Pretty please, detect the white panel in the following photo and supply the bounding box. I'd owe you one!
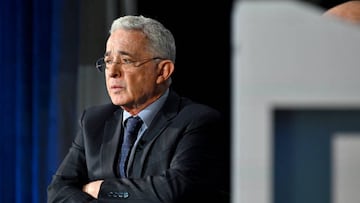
[332,134,360,203]
[231,1,360,203]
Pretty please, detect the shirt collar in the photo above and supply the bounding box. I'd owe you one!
[122,88,169,128]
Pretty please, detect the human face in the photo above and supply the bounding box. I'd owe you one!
[105,29,162,113]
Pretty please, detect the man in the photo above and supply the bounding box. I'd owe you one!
[47,15,229,203]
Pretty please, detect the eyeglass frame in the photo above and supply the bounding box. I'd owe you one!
[95,56,164,72]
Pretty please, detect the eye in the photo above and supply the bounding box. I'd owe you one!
[121,58,134,65]
[104,58,112,65]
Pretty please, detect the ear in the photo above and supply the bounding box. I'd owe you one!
[156,60,175,84]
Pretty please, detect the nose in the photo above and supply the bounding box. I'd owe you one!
[106,62,122,77]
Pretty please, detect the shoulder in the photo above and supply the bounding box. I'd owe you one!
[80,103,121,124]
[180,99,222,123]
[167,90,222,122]
[83,103,120,115]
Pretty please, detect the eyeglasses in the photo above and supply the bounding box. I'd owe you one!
[95,56,163,72]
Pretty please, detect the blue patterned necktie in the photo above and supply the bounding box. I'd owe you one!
[119,116,143,177]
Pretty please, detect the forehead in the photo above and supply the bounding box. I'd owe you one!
[106,29,147,50]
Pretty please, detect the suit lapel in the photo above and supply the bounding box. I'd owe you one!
[126,90,180,176]
[101,109,123,177]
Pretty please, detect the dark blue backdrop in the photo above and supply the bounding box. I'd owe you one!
[274,109,360,203]
[0,0,78,202]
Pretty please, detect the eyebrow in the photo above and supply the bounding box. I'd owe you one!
[104,50,133,57]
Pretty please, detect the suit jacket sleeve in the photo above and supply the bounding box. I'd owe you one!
[47,108,98,203]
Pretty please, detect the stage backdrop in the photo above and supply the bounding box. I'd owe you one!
[0,0,79,202]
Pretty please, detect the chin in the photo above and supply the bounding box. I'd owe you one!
[111,100,123,106]
[110,97,126,106]
[109,93,122,103]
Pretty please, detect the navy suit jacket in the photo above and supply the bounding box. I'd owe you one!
[47,90,229,203]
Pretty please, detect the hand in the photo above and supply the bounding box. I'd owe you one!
[82,180,104,199]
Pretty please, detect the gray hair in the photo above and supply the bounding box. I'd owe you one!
[110,15,176,63]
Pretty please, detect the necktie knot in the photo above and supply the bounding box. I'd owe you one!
[125,116,143,142]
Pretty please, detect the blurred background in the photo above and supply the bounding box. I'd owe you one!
[0,0,354,202]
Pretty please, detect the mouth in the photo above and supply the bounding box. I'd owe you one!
[110,85,125,92]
